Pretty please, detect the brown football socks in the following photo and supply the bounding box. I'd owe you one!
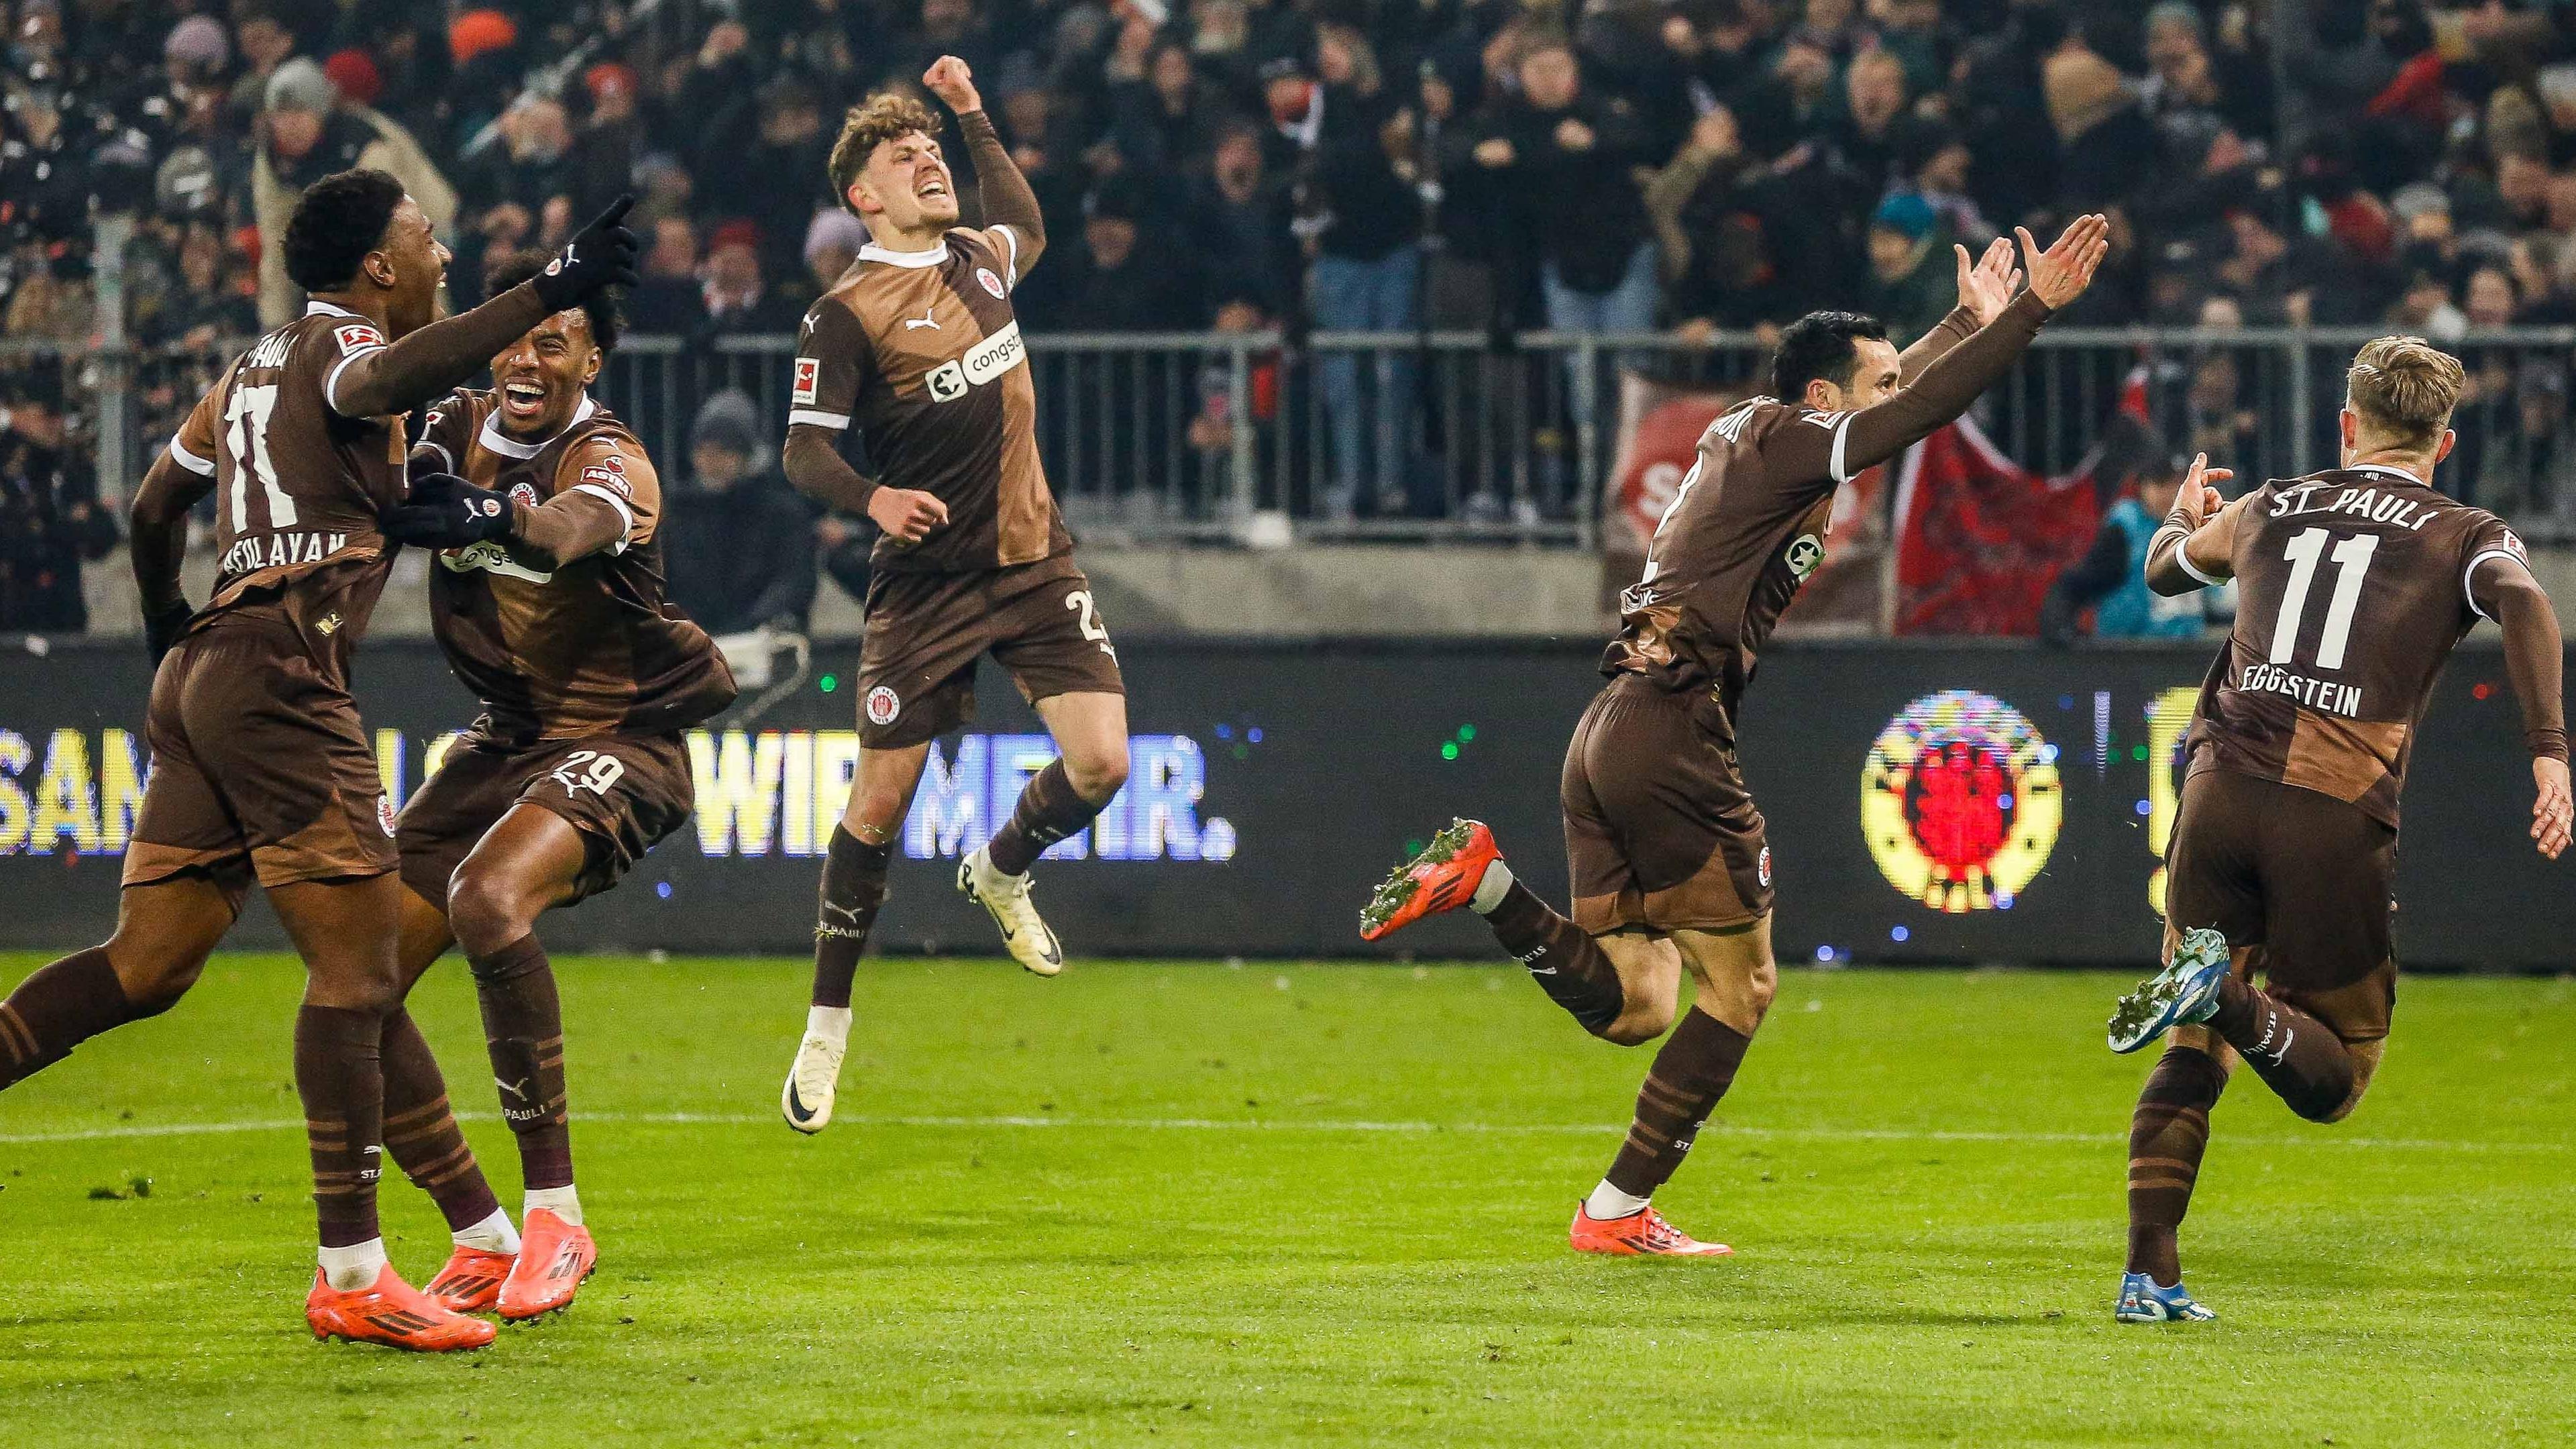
[470,934,573,1191]
[379,1007,502,1232]
[1603,1008,1754,1199]
[2125,1043,2226,1284]
[812,824,892,1008]
[1478,872,1627,1034]
[295,1003,388,1248]
[2204,975,2357,1122]
[0,947,151,1089]
[986,760,1108,875]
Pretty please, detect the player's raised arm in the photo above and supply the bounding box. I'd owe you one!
[329,198,638,420]
[2143,453,2242,594]
[1896,237,2021,382]
[1827,215,2108,482]
[2469,540,2571,858]
[924,56,1046,276]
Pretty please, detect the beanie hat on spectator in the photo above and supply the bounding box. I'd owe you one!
[804,209,869,269]
[2043,48,2131,142]
[325,49,382,107]
[692,389,763,459]
[449,9,519,67]
[585,62,639,106]
[156,145,220,217]
[708,219,762,256]
[1872,193,1938,244]
[2390,182,2450,226]
[265,58,337,115]
[162,15,228,73]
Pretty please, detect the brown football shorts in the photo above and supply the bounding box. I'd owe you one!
[123,614,398,899]
[1561,676,1774,935]
[397,731,696,908]
[854,553,1126,749]
[2164,767,2398,1044]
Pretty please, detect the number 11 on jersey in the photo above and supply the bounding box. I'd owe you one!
[2271,527,2379,670]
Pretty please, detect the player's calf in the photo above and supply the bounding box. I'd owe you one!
[1360,820,1632,1038]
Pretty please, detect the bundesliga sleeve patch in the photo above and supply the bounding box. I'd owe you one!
[334,322,386,354]
[793,357,821,406]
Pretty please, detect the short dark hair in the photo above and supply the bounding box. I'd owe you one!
[1768,311,1890,398]
[829,93,942,217]
[484,249,622,354]
[282,168,408,292]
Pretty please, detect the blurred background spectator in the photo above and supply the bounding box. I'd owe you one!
[0,369,116,631]
[661,389,819,637]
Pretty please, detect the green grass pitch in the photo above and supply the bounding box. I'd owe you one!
[3,954,2573,1446]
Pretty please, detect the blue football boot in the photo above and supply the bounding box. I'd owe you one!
[2116,1271,2218,1323]
[2108,927,2231,1054]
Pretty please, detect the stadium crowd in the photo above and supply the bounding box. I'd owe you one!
[9,0,2576,627]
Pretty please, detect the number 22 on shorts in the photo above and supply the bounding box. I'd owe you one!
[1065,589,1115,658]
[548,749,627,798]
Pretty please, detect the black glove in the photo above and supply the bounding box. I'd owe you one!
[382,472,517,549]
[529,195,641,311]
[144,598,193,669]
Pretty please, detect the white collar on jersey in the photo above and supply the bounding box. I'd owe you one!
[304,300,366,320]
[2345,462,2432,488]
[479,393,599,460]
[859,240,949,268]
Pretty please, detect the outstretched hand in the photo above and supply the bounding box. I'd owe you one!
[531,195,641,311]
[2533,757,2571,859]
[2173,451,2233,528]
[1953,235,2022,327]
[2017,213,2111,309]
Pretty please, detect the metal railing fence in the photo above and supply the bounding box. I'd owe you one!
[12,325,2576,546]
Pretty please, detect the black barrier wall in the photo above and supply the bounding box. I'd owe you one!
[0,639,2566,968]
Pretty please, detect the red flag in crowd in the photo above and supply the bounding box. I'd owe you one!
[1890,416,2102,637]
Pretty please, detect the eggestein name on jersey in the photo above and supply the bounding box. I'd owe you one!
[2234,660,2361,717]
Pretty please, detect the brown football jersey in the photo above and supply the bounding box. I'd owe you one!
[1601,397,1870,743]
[415,390,737,741]
[163,301,410,678]
[2185,464,2524,828]
[788,225,1067,575]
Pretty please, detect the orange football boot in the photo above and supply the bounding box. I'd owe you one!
[306,1264,498,1351]
[1358,818,1501,941]
[1568,1203,1733,1257]
[423,1244,517,1314]
[496,1208,596,1320]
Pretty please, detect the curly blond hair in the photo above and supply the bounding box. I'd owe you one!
[829,93,943,216]
[2346,335,2465,451]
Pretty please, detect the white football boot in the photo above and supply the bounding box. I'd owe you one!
[780,1026,847,1134]
[958,845,1065,976]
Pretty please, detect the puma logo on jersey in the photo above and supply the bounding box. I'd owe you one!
[904,306,941,331]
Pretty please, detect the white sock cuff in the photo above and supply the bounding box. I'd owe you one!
[1583,1180,1653,1221]
[806,1004,853,1041]
[526,1184,584,1228]
[318,1237,388,1290]
[1468,858,1515,915]
[453,1205,520,1254]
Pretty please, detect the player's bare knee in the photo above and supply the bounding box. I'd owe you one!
[102,943,206,1015]
[1066,746,1129,803]
[1599,996,1675,1046]
[445,864,539,956]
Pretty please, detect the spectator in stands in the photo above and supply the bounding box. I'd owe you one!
[1825,48,1910,195]
[1053,179,1204,331]
[1111,38,1226,179]
[1649,103,1781,337]
[1862,193,1953,343]
[1288,38,1421,519]
[626,215,707,335]
[0,373,116,633]
[147,221,257,349]
[2041,450,2208,645]
[804,210,867,298]
[696,221,800,339]
[1481,36,1655,337]
[663,390,817,637]
[698,72,834,288]
[250,56,453,326]
[2479,360,2576,522]
[1188,126,1292,315]
[457,93,575,215]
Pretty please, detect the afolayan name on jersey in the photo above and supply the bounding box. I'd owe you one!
[2236,660,2363,717]
[2269,482,2438,531]
[219,530,350,574]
